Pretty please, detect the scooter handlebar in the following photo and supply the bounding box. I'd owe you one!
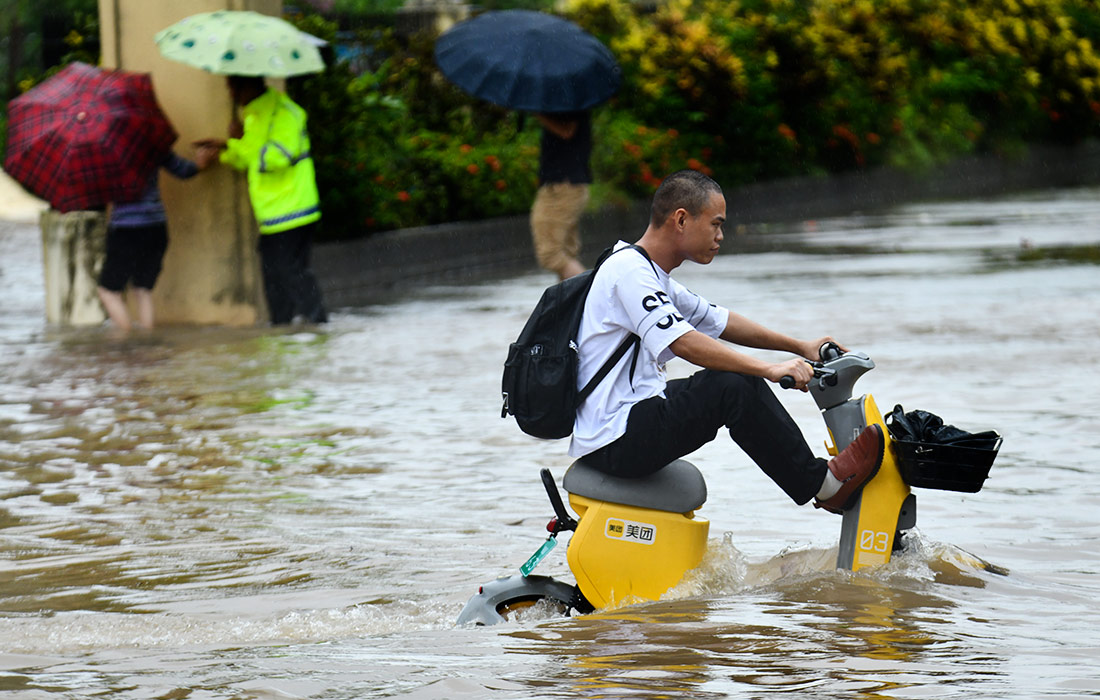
[780,343,843,389]
[780,358,817,390]
[780,360,840,390]
[819,341,844,362]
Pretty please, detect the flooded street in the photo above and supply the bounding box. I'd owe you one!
[1,187,1099,699]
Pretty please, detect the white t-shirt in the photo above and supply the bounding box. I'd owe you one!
[568,241,729,457]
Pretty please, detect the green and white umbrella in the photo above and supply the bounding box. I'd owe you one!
[155,10,325,77]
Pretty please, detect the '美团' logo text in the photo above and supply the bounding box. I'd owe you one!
[605,518,656,545]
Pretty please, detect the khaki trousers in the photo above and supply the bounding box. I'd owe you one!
[530,182,589,276]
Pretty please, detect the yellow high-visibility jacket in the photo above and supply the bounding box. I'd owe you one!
[221,88,321,234]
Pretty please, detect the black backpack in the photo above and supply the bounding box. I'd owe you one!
[501,245,644,439]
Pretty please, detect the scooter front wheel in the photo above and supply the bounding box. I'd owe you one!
[455,574,582,626]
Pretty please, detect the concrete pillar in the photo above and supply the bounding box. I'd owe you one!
[97,0,281,325]
[39,209,108,325]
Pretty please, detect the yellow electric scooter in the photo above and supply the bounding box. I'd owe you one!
[456,344,1000,625]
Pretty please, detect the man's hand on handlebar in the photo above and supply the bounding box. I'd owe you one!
[772,337,848,390]
[804,337,847,361]
[768,358,815,391]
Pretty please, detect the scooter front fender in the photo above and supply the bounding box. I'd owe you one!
[836,394,914,571]
[455,574,578,626]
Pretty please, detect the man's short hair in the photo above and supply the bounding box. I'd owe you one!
[650,169,723,226]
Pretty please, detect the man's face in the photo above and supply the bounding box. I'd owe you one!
[679,191,726,265]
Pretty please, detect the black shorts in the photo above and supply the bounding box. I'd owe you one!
[99,223,169,292]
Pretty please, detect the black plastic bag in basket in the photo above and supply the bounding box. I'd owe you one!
[885,404,1000,450]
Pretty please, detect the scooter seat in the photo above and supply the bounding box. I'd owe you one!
[563,458,707,513]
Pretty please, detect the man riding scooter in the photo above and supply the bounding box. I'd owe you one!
[570,169,883,513]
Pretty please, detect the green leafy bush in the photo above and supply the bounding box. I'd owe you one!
[288,0,1100,238]
[289,16,542,238]
[9,1,1100,235]
[565,0,1100,183]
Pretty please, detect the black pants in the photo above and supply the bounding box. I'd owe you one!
[582,370,827,504]
[258,223,327,325]
[99,223,169,291]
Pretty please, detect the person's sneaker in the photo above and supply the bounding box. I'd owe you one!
[814,424,885,514]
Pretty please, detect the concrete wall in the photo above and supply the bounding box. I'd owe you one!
[313,203,650,306]
[313,141,1100,308]
[97,0,279,325]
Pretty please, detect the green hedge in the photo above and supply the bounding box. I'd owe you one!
[291,0,1100,240]
[288,16,542,237]
[289,11,733,239]
[579,0,1100,177]
[9,1,1099,239]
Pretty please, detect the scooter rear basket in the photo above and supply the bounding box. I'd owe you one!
[891,435,1001,492]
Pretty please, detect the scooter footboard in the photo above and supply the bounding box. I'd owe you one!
[566,494,709,609]
[835,394,914,571]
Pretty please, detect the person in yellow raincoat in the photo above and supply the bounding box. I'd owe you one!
[199,75,327,325]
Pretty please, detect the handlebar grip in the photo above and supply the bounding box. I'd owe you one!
[779,375,796,390]
[820,341,844,362]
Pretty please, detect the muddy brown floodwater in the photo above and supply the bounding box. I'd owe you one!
[1,187,1099,699]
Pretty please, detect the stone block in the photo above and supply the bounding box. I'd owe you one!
[39,209,107,325]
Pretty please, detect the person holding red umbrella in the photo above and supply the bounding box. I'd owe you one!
[3,61,217,330]
[96,148,217,332]
[3,63,181,214]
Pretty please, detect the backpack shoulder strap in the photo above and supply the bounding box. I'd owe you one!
[575,243,649,405]
[576,334,638,405]
[593,242,651,270]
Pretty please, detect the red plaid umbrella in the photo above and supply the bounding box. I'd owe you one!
[3,62,178,213]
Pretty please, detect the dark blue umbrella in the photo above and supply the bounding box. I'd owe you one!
[433,10,621,113]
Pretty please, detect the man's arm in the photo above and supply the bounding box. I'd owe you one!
[669,311,839,388]
[670,331,815,387]
[719,310,817,356]
[537,113,578,140]
[163,152,201,179]
[217,111,267,172]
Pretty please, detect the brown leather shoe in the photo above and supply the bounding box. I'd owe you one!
[814,424,885,514]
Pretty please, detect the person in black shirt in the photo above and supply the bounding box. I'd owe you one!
[530,111,592,280]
